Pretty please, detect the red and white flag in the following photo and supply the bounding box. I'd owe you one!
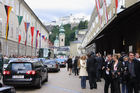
[115,0,118,11]
[103,0,108,23]
[95,0,102,24]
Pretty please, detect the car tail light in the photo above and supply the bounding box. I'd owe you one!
[26,70,36,75]
[56,64,58,68]
[3,71,10,75]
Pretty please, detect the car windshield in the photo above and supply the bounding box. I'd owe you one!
[11,63,32,71]
[44,60,56,64]
[56,59,65,62]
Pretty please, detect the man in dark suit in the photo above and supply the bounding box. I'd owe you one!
[87,52,97,89]
[127,52,140,93]
[102,54,113,93]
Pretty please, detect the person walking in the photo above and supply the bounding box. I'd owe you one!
[87,52,97,89]
[79,56,88,89]
[102,54,113,93]
[111,54,122,93]
[74,56,79,76]
[127,52,140,93]
[67,56,73,75]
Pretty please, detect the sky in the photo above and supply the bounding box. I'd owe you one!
[24,0,95,22]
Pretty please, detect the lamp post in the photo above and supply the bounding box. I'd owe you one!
[17,0,23,56]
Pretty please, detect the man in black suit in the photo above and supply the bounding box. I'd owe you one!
[127,52,140,93]
[102,54,113,93]
[87,52,97,89]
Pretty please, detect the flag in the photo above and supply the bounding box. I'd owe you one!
[45,37,48,41]
[36,30,39,48]
[42,35,45,41]
[115,0,118,10]
[18,34,21,44]
[24,22,30,46]
[5,5,12,40]
[39,33,41,48]
[31,27,34,48]
[95,0,102,24]
[103,0,108,23]
[17,16,23,26]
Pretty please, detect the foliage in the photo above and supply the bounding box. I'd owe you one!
[49,20,88,46]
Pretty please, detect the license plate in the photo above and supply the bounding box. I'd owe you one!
[12,75,24,79]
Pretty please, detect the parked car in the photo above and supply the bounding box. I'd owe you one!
[43,60,60,72]
[3,58,48,88]
[0,83,16,93]
[56,59,66,67]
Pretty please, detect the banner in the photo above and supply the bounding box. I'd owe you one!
[5,5,12,40]
[42,35,45,41]
[17,16,23,26]
[18,34,21,44]
[24,22,30,46]
[31,27,34,48]
[95,0,102,24]
[115,0,118,10]
[103,0,108,23]
[39,33,41,48]
[36,30,39,48]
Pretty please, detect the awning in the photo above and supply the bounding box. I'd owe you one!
[86,1,140,48]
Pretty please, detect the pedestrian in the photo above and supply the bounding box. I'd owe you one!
[121,56,129,93]
[102,54,113,93]
[87,52,97,89]
[135,53,140,61]
[127,52,140,93]
[79,56,88,89]
[111,54,122,93]
[96,53,104,82]
[67,56,73,75]
[74,56,79,76]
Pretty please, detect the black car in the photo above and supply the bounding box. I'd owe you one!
[56,59,66,67]
[3,59,48,88]
[0,83,15,93]
[43,60,60,72]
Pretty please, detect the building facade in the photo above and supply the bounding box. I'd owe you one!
[81,0,140,55]
[0,0,49,56]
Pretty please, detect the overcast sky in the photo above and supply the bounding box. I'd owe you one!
[24,0,95,22]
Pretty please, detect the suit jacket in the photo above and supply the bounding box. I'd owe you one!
[87,55,97,73]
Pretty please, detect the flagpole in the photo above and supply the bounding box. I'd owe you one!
[35,21,37,56]
[17,0,21,57]
[25,31,28,56]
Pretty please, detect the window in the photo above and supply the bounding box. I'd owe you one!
[16,4,19,15]
[5,0,9,5]
[10,24,14,38]
[95,16,98,24]
[0,18,2,35]
[16,28,18,39]
[11,0,14,12]
[0,0,3,3]
[106,0,111,7]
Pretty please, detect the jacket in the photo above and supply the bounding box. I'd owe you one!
[79,59,88,76]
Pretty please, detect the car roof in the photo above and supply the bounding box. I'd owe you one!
[9,58,37,63]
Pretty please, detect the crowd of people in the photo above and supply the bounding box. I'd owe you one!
[66,52,140,93]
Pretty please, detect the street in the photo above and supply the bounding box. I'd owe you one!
[16,68,104,93]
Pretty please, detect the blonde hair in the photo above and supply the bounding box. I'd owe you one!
[81,56,86,60]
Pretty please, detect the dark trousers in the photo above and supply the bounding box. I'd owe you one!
[88,72,97,88]
[127,78,138,93]
[112,78,121,93]
[104,78,113,93]
[74,68,79,76]
[81,76,86,88]
[96,69,101,81]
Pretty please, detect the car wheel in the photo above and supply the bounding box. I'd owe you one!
[36,78,42,89]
